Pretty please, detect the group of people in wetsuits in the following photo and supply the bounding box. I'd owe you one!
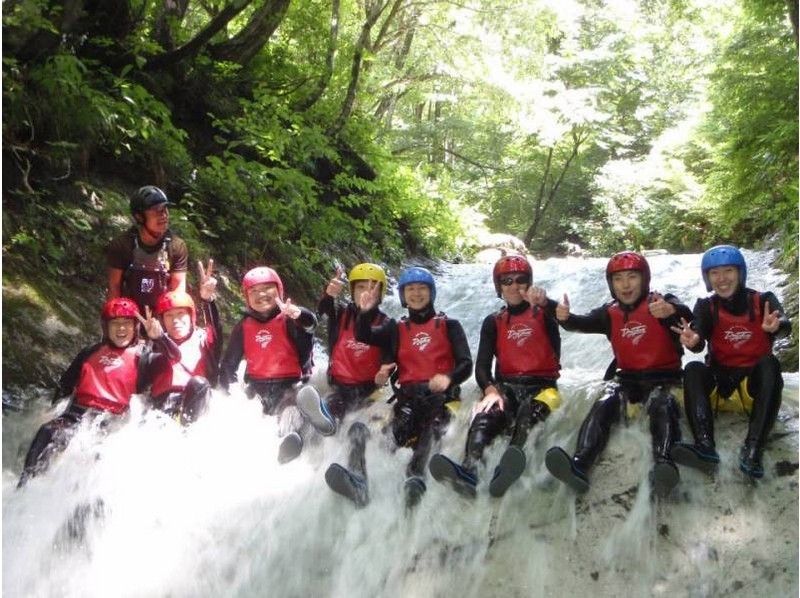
[18,186,792,513]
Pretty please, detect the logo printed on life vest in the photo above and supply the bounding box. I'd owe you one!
[620,321,647,345]
[140,278,155,294]
[99,353,124,370]
[255,329,272,348]
[412,332,432,352]
[507,325,533,347]
[345,338,371,357]
[723,325,753,349]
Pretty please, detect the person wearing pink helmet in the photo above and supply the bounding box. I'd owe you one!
[18,297,145,487]
[138,259,221,426]
[429,255,563,499]
[545,251,694,499]
[219,266,318,464]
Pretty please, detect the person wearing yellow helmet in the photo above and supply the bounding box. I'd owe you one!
[219,265,318,464]
[18,298,146,487]
[138,259,221,426]
[429,255,563,499]
[294,262,394,506]
[325,266,473,511]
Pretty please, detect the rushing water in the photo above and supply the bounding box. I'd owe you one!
[3,251,798,598]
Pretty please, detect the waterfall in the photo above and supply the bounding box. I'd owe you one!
[3,251,797,597]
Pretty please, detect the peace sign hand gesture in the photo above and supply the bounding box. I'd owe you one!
[275,296,302,320]
[136,306,164,340]
[198,259,217,302]
[357,280,381,312]
[762,301,781,333]
[670,317,699,349]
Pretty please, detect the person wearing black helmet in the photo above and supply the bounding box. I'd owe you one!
[106,185,189,314]
[544,251,693,499]
[669,245,791,480]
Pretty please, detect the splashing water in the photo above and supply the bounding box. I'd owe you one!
[3,251,797,597]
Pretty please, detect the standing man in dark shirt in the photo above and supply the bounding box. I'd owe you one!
[106,186,189,314]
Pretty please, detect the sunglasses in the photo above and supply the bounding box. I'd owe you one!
[500,275,530,286]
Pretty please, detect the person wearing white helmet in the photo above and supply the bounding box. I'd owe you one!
[219,265,318,464]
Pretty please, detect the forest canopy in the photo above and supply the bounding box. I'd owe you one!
[3,0,797,284]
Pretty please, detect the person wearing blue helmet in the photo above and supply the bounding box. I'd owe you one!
[670,245,791,480]
[325,265,473,510]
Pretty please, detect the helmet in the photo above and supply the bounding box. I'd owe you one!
[154,290,196,325]
[398,266,435,308]
[492,255,532,297]
[701,245,747,292]
[242,266,284,301]
[130,186,169,216]
[349,263,387,300]
[101,297,140,321]
[606,251,651,300]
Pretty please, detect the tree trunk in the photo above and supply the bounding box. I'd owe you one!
[153,0,191,51]
[787,0,799,48]
[294,0,341,112]
[145,0,253,70]
[209,0,291,66]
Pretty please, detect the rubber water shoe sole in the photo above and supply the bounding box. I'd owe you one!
[296,386,336,436]
[429,454,477,498]
[651,461,680,498]
[489,446,526,498]
[670,443,719,475]
[545,447,589,494]
[278,432,303,464]
[325,463,369,507]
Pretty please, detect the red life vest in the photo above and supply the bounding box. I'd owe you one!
[242,314,302,380]
[330,311,383,384]
[608,298,680,372]
[396,315,454,384]
[710,292,772,368]
[74,343,140,414]
[494,307,560,379]
[150,329,211,397]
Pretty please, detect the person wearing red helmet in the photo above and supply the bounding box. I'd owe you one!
[327,266,472,510]
[219,266,318,464]
[106,185,189,314]
[429,254,563,498]
[544,251,693,498]
[138,259,221,426]
[670,245,791,480]
[18,298,146,487]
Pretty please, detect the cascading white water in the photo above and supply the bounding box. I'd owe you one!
[3,251,797,597]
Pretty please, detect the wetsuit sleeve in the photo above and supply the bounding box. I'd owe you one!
[760,291,792,340]
[445,319,473,387]
[559,304,611,336]
[317,293,336,319]
[542,299,562,361]
[661,293,694,327]
[219,319,245,391]
[355,309,396,353]
[686,298,711,353]
[294,306,317,334]
[136,334,180,393]
[54,344,101,403]
[475,314,498,391]
[199,299,223,363]
[168,235,189,273]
